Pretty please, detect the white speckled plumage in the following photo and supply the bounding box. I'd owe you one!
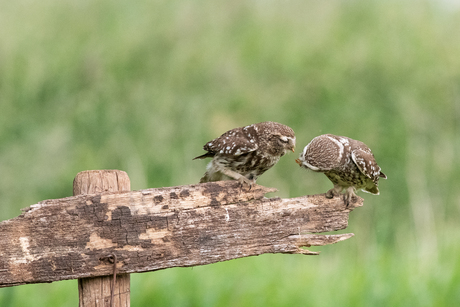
[194,121,296,187]
[296,134,386,206]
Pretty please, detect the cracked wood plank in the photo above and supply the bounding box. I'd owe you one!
[0,180,363,288]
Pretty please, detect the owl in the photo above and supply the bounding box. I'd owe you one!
[295,134,386,207]
[194,121,296,187]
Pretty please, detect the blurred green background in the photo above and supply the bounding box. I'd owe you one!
[1,0,460,306]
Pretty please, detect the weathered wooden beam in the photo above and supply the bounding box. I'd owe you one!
[0,180,362,288]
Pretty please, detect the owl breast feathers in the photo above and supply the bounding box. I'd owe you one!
[194,121,296,187]
[296,134,386,207]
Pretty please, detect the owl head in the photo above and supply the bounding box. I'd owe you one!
[295,134,342,171]
[257,121,296,156]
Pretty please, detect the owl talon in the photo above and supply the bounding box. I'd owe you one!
[325,190,335,199]
[326,185,341,199]
[344,187,358,208]
[237,177,254,191]
[343,195,350,208]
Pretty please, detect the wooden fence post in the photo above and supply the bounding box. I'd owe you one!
[74,170,131,307]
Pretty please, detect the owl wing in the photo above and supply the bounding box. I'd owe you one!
[203,127,259,156]
[351,148,382,182]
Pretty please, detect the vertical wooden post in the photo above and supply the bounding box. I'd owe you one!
[74,170,131,307]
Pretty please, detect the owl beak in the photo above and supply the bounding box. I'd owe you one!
[295,158,301,166]
[291,147,295,153]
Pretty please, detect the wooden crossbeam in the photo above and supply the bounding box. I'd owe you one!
[0,179,362,288]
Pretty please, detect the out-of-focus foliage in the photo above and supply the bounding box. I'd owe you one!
[1,0,459,306]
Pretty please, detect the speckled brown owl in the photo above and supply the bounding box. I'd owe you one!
[296,134,386,207]
[194,121,296,187]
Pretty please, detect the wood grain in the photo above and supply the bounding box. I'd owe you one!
[74,170,131,307]
[0,179,362,288]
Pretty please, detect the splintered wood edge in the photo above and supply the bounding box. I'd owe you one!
[286,233,355,255]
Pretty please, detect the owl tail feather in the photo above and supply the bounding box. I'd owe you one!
[193,152,215,160]
[364,186,379,195]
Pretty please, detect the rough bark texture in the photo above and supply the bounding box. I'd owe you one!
[0,174,363,288]
[74,170,131,307]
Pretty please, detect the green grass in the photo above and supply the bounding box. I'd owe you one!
[1,0,460,306]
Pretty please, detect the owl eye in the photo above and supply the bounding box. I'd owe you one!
[279,136,289,143]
